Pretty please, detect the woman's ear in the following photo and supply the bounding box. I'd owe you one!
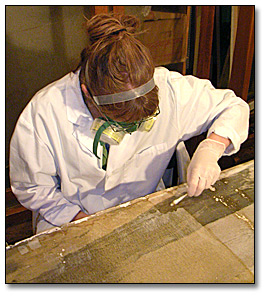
[81,84,90,98]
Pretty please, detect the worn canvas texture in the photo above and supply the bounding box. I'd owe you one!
[6,161,254,283]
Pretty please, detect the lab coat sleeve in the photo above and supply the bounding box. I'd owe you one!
[170,73,250,155]
[9,115,81,227]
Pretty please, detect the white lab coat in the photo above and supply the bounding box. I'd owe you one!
[10,67,250,233]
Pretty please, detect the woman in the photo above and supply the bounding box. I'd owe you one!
[10,13,249,233]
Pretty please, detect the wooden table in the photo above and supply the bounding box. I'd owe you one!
[6,160,254,283]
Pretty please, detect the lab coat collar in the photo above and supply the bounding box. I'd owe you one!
[65,71,97,157]
[65,70,93,125]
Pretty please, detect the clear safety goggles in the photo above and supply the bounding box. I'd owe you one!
[99,106,160,134]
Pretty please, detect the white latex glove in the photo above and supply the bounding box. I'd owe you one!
[187,139,226,197]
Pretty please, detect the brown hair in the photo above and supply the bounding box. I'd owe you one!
[79,13,159,122]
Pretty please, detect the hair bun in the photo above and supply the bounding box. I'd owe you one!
[85,13,140,43]
[116,14,140,33]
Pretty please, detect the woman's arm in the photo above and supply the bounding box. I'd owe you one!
[10,115,82,228]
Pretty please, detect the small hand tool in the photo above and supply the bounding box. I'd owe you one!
[170,193,188,207]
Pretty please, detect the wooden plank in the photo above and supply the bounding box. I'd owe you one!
[230,6,240,79]
[6,188,33,244]
[6,210,33,245]
[228,6,254,101]
[6,161,254,283]
[215,6,221,84]
[140,10,191,66]
[112,6,125,14]
[180,6,191,75]
[195,6,215,79]
[94,6,109,14]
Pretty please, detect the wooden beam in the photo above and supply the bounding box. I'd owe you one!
[195,6,215,79]
[229,6,254,101]
[112,6,125,14]
[94,6,109,14]
[181,6,191,75]
[6,188,33,244]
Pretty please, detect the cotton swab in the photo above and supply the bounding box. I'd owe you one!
[170,193,188,207]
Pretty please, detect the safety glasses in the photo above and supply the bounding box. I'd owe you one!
[85,85,160,134]
[101,106,160,134]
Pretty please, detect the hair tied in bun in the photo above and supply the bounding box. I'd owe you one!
[117,28,127,33]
